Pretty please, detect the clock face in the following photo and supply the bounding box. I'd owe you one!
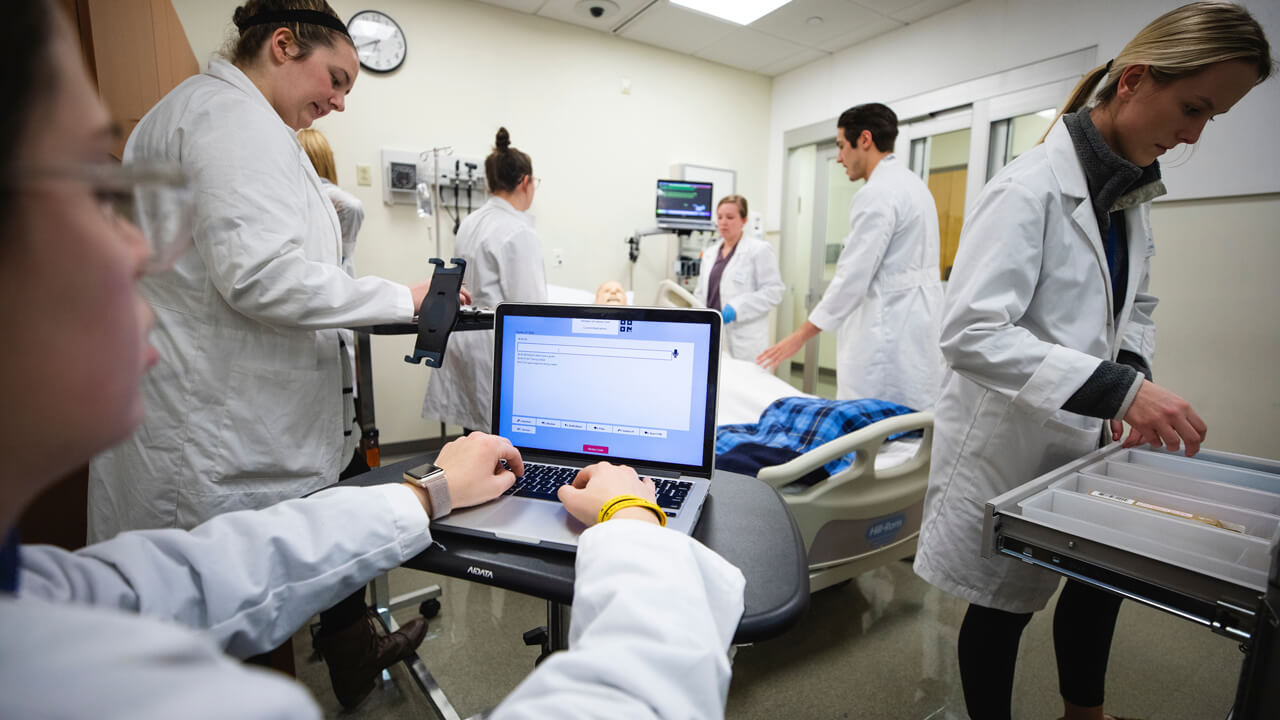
[348,10,406,73]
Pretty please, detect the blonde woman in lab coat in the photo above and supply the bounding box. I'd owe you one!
[422,127,548,432]
[692,195,785,361]
[0,10,743,717]
[912,4,1271,719]
[299,126,365,469]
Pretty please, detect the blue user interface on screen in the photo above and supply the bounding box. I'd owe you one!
[496,314,711,468]
[655,180,713,220]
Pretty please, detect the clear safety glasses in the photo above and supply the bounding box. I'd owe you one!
[26,162,195,273]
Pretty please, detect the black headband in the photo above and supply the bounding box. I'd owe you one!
[235,9,350,40]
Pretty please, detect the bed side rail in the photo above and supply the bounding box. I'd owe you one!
[655,279,703,308]
[756,411,934,492]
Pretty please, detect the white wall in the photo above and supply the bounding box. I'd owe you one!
[171,0,772,444]
[1148,195,1280,458]
[766,0,1280,227]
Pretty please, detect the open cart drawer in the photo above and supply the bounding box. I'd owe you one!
[982,443,1280,642]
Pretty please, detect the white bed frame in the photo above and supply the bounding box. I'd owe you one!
[584,279,935,593]
[756,412,933,592]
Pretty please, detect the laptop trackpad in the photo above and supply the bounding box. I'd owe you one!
[470,499,587,547]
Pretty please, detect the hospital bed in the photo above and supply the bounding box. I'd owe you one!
[555,279,934,593]
[716,357,932,592]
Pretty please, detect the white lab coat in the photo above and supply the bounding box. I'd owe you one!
[87,59,414,542]
[422,196,547,430]
[320,178,364,278]
[320,177,366,462]
[2,484,744,719]
[693,235,785,360]
[913,120,1158,614]
[808,154,944,410]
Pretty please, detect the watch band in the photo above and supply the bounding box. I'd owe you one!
[422,469,451,520]
[407,464,452,520]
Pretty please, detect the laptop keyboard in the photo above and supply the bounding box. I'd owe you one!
[503,462,692,516]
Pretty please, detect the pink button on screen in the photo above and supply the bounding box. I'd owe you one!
[583,445,609,454]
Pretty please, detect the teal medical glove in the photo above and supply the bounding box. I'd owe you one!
[721,305,736,324]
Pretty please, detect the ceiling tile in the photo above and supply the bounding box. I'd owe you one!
[534,0,655,31]
[616,2,737,55]
[850,0,920,15]
[887,0,969,24]
[755,47,827,76]
[815,13,903,52]
[471,0,957,77]
[750,0,887,48]
[474,0,549,13]
[694,27,812,73]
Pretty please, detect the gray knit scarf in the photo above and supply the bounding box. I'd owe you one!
[1062,108,1166,234]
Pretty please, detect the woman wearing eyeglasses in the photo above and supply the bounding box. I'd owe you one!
[83,0,444,705]
[1,6,743,716]
[422,126,548,434]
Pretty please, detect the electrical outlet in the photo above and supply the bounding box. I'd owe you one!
[552,248,564,268]
[355,164,372,186]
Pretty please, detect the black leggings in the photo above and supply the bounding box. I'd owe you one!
[1054,580,1124,707]
[957,580,1123,719]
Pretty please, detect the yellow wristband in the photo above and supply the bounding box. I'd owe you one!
[598,494,667,527]
[598,494,643,522]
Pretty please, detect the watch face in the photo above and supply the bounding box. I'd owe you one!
[348,10,406,73]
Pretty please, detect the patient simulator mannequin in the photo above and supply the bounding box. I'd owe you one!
[0,3,744,717]
[594,280,627,305]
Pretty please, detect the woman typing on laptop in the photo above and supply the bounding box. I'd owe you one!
[0,2,745,717]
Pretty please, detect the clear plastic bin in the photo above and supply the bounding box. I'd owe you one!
[1043,472,1279,538]
[1013,447,1279,592]
[1120,448,1280,492]
[1019,485,1272,590]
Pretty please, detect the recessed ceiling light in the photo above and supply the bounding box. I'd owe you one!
[806,16,824,25]
[670,0,792,26]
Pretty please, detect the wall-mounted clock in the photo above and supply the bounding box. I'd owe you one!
[348,10,406,74]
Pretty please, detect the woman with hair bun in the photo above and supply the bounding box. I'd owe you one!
[86,0,438,708]
[913,3,1272,719]
[422,126,548,433]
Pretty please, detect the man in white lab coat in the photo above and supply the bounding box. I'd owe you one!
[758,103,943,411]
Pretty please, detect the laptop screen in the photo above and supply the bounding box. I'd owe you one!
[492,304,720,474]
[655,180,713,223]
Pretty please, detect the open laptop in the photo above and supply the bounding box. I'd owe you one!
[655,179,716,232]
[429,303,722,551]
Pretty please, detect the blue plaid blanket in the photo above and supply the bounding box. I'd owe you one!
[715,397,917,482]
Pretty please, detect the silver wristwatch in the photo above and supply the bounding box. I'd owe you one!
[404,462,452,519]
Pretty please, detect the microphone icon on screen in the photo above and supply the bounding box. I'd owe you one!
[672,349,679,359]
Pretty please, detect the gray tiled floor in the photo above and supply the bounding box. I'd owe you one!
[288,559,1243,719]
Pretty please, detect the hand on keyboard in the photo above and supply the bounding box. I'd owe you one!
[433,432,523,510]
[556,462,658,527]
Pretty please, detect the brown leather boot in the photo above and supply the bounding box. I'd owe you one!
[314,611,428,710]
